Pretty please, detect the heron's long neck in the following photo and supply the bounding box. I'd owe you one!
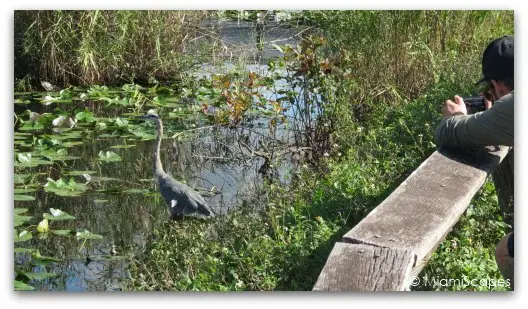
[154,119,164,175]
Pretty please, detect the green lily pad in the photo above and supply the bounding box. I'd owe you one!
[14,230,32,242]
[14,208,29,215]
[44,178,88,197]
[50,229,72,236]
[14,280,35,291]
[76,229,103,240]
[43,208,76,221]
[61,141,85,148]
[14,174,31,184]
[14,247,37,253]
[75,110,96,123]
[31,252,61,264]
[14,188,38,194]
[14,213,33,227]
[15,153,53,167]
[20,271,58,281]
[98,150,122,162]
[110,144,136,149]
[37,148,80,162]
[14,195,36,201]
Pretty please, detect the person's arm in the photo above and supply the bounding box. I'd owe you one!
[435,92,514,148]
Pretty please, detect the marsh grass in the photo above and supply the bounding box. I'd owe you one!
[15,10,212,86]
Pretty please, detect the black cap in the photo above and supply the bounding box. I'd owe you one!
[476,35,514,85]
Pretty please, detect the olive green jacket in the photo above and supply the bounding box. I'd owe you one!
[435,91,513,147]
[434,91,514,227]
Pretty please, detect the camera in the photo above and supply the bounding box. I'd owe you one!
[462,96,486,113]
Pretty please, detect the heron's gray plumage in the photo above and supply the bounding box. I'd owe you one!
[139,113,215,219]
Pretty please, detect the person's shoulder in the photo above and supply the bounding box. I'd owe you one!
[500,91,514,102]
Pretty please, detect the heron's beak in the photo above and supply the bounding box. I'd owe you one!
[136,115,148,119]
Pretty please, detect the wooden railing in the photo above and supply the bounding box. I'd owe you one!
[313,146,511,291]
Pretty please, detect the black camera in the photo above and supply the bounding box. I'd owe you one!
[462,96,486,113]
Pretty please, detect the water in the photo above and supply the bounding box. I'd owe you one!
[14,19,307,291]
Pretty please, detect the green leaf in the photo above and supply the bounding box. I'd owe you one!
[110,144,136,149]
[50,229,72,236]
[98,150,122,162]
[14,230,32,242]
[14,214,33,227]
[43,208,76,221]
[114,117,129,127]
[31,252,61,264]
[14,195,36,201]
[44,178,87,197]
[14,247,36,253]
[14,208,29,215]
[14,188,38,194]
[76,229,104,240]
[75,110,96,123]
[15,153,53,167]
[14,174,31,184]
[14,280,35,291]
[21,271,58,281]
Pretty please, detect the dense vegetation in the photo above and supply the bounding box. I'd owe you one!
[14,10,514,291]
[14,10,211,87]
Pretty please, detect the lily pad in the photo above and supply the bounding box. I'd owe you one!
[50,229,72,236]
[98,151,122,162]
[14,195,36,201]
[14,230,32,242]
[37,148,80,161]
[31,251,61,264]
[20,271,58,281]
[14,280,35,291]
[44,178,88,197]
[14,214,33,227]
[75,110,96,123]
[43,208,76,221]
[14,208,29,215]
[110,144,136,149]
[14,247,37,253]
[14,174,31,184]
[15,153,53,167]
[14,188,38,194]
[76,229,103,240]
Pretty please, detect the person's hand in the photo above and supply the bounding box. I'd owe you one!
[442,95,467,117]
[479,91,493,110]
[484,98,492,110]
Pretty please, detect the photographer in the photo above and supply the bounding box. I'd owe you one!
[434,35,514,288]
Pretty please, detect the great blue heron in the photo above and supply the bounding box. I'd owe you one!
[138,114,215,219]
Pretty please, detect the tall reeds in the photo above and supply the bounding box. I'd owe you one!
[15,10,211,86]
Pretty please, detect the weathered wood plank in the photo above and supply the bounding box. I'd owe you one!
[313,243,415,291]
[343,146,510,275]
